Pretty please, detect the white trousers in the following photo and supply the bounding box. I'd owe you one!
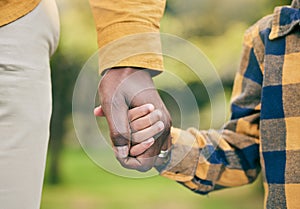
[0,0,59,208]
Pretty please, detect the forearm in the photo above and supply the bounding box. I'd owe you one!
[89,0,166,73]
[159,124,260,194]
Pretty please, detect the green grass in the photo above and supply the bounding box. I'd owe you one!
[41,148,264,209]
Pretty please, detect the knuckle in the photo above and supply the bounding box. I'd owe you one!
[150,110,162,122]
[110,131,122,139]
[110,131,129,146]
[137,164,152,172]
[131,133,141,143]
[136,158,155,172]
[100,95,114,107]
[140,107,150,116]
[101,94,123,109]
[154,122,164,132]
[117,159,132,169]
[130,122,138,132]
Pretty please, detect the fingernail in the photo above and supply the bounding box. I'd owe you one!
[155,109,162,118]
[157,121,165,130]
[114,146,129,158]
[93,107,99,115]
[147,104,155,111]
[141,137,155,145]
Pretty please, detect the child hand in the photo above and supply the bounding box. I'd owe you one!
[128,104,164,156]
[94,104,164,157]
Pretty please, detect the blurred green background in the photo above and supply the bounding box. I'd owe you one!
[42,0,291,208]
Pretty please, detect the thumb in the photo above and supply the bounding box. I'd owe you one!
[103,100,131,158]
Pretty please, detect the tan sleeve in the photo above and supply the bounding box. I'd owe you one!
[0,0,40,27]
[89,0,166,74]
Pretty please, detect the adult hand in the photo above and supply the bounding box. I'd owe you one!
[98,67,171,171]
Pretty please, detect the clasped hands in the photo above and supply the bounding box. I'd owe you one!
[94,68,172,172]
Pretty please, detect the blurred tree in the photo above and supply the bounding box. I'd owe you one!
[48,48,81,184]
[163,0,292,37]
[46,0,97,184]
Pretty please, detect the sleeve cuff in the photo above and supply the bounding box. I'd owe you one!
[97,23,164,74]
[159,127,200,182]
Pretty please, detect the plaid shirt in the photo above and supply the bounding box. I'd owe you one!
[160,1,300,208]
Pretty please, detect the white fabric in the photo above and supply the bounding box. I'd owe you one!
[0,0,59,208]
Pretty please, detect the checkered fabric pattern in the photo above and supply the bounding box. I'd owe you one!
[159,1,300,208]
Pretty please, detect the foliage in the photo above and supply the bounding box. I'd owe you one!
[42,148,264,209]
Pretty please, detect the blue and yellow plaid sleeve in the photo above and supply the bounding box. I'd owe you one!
[159,27,262,194]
